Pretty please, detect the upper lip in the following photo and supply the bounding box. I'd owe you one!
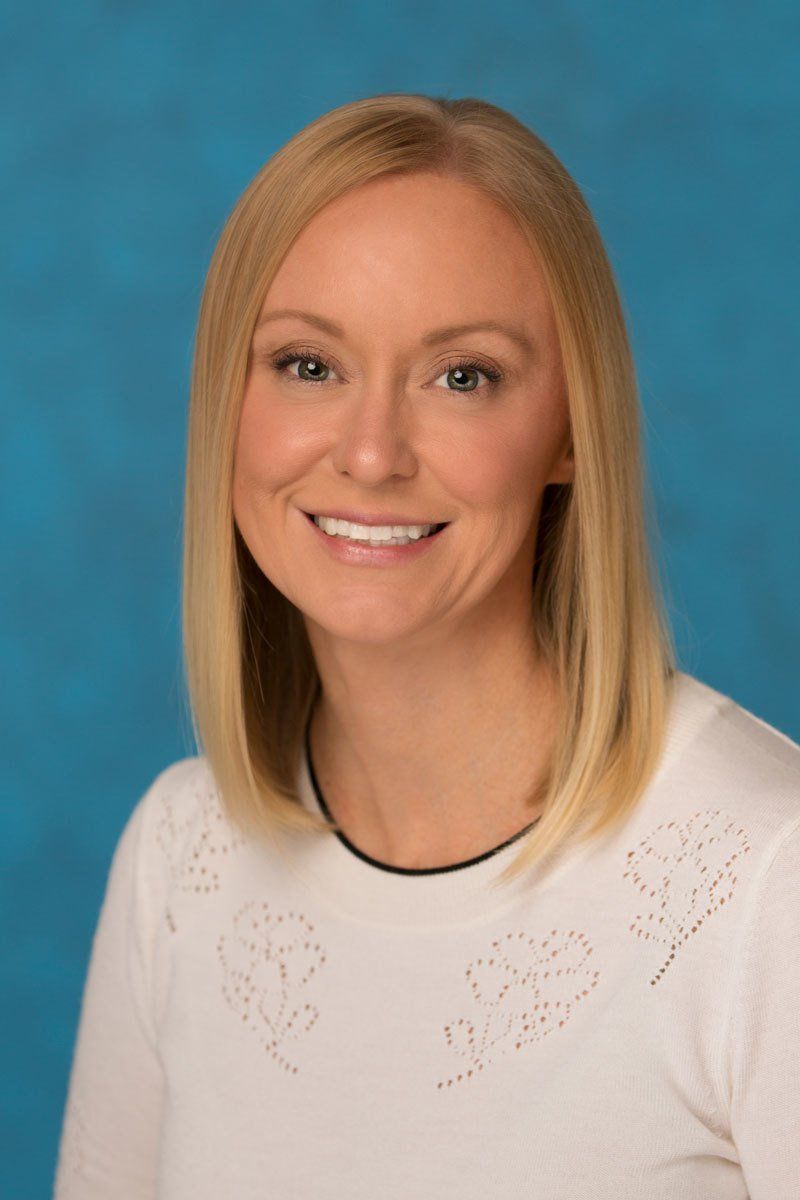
[303,508,448,527]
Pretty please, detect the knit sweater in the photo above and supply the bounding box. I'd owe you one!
[53,671,800,1199]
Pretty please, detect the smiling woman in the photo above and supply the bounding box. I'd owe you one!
[230,169,578,809]
[54,92,800,1200]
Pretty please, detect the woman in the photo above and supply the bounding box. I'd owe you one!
[55,93,800,1198]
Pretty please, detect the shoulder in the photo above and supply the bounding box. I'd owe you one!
[679,669,799,759]
[128,754,216,842]
[128,754,246,901]
[671,670,800,783]
[610,674,800,1017]
[135,753,220,820]
[656,670,800,848]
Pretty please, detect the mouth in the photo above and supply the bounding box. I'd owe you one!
[302,511,450,545]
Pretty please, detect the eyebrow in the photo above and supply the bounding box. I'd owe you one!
[254,308,535,354]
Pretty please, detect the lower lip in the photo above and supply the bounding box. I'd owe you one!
[301,511,450,565]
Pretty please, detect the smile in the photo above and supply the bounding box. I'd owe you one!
[308,513,449,547]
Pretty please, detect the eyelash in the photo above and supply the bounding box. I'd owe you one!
[268,346,503,392]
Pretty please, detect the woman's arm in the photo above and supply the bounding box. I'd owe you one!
[53,785,165,1199]
[727,812,800,1197]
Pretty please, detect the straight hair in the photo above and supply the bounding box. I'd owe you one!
[181,92,677,888]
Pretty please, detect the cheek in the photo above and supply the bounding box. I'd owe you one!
[231,389,312,585]
[232,386,312,511]
[435,418,548,515]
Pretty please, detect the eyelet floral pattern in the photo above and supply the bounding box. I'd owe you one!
[217,900,328,1074]
[154,775,246,932]
[623,809,751,986]
[437,928,600,1088]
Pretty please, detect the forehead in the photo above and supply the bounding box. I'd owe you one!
[258,172,554,335]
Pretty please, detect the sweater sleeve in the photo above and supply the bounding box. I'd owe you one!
[53,775,166,1200]
[727,812,800,1198]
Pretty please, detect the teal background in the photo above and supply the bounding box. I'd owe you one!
[1,2,798,1195]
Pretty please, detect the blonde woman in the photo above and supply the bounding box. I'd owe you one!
[55,94,800,1199]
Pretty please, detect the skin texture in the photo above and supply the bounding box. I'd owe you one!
[233,170,574,869]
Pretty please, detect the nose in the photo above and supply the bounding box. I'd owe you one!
[330,379,418,485]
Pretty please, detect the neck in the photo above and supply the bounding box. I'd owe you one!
[305,605,559,870]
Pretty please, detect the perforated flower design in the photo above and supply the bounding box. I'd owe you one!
[217,900,328,1075]
[623,809,751,986]
[154,775,246,931]
[437,928,600,1088]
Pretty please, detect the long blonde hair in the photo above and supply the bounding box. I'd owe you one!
[181,92,677,887]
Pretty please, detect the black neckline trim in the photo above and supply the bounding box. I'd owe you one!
[303,710,541,877]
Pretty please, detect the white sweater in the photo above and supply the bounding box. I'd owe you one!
[53,671,800,1199]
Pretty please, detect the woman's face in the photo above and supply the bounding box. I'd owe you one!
[233,170,573,646]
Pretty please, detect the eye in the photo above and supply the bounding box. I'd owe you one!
[433,358,503,393]
[267,347,504,393]
[270,348,338,384]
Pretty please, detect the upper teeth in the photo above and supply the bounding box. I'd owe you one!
[313,516,437,540]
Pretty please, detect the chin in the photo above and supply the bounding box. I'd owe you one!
[303,599,435,646]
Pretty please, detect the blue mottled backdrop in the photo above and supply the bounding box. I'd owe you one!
[1,1,798,1195]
